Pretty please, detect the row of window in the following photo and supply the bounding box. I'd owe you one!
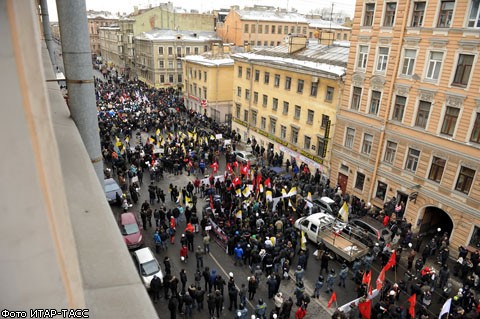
[158,74,181,84]
[357,45,475,88]
[236,67,334,100]
[187,83,207,100]
[362,0,480,29]
[158,60,182,70]
[244,24,307,35]
[158,45,208,56]
[188,69,208,82]
[345,127,477,195]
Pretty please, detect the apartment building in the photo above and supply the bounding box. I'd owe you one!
[98,26,123,69]
[87,10,119,55]
[231,35,348,174]
[183,44,234,123]
[134,29,221,88]
[331,0,480,252]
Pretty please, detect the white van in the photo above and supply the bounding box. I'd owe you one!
[132,247,163,289]
[294,213,344,243]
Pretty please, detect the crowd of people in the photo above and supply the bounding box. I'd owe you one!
[97,73,480,319]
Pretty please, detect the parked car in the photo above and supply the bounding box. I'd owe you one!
[294,213,339,242]
[120,212,143,249]
[132,247,163,289]
[104,178,122,205]
[234,151,257,166]
[345,216,393,247]
[312,197,337,216]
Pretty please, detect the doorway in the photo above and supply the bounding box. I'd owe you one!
[337,172,348,195]
[419,206,453,237]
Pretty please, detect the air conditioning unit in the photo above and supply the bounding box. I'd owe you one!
[312,76,319,83]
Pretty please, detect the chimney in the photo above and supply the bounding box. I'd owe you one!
[318,30,334,46]
[287,34,307,54]
[212,43,220,56]
[222,43,231,54]
[243,41,251,53]
[133,6,139,15]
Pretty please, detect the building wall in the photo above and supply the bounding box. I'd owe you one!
[99,28,123,69]
[88,18,118,55]
[183,60,233,122]
[330,0,480,253]
[231,59,342,173]
[307,27,352,41]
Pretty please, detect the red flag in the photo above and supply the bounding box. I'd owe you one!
[327,291,337,308]
[407,294,416,318]
[358,299,371,319]
[362,271,371,287]
[232,176,242,187]
[210,162,218,173]
[384,250,397,271]
[368,285,373,296]
[209,194,214,210]
[240,162,249,176]
[255,172,262,187]
[226,162,232,174]
[264,177,271,188]
[233,161,239,168]
[376,269,385,291]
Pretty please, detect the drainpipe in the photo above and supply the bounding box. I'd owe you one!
[56,0,103,184]
[40,0,56,70]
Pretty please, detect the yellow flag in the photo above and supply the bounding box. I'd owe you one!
[149,137,155,144]
[301,231,307,250]
[307,192,312,201]
[185,195,193,208]
[287,187,297,197]
[236,188,242,197]
[242,186,251,198]
[281,188,287,197]
[339,201,349,222]
[156,128,160,136]
[266,190,273,201]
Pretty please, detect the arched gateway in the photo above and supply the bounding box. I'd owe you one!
[418,206,454,237]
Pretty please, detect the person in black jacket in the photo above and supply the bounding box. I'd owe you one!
[215,290,224,318]
[180,269,188,292]
[202,267,210,291]
[168,294,178,319]
[150,275,162,303]
[195,286,205,311]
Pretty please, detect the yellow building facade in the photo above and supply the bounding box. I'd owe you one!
[183,45,234,123]
[98,26,123,70]
[231,36,348,174]
[331,0,480,253]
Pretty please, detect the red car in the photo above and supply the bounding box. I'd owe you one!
[120,212,143,249]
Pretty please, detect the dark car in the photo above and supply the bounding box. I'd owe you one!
[345,216,393,247]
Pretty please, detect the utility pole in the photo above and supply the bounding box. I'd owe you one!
[56,0,104,184]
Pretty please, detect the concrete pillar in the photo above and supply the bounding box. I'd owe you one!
[56,0,103,184]
[40,0,56,70]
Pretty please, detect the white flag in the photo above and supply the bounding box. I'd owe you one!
[438,298,451,319]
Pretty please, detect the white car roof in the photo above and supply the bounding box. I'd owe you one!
[134,247,155,264]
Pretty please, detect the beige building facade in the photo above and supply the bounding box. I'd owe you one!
[231,36,348,174]
[183,44,234,123]
[134,29,221,88]
[98,26,123,69]
[87,11,119,55]
[331,0,480,253]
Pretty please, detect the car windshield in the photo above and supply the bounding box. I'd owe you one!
[141,260,160,276]
[105,183,119,192]
[122,223,139,235]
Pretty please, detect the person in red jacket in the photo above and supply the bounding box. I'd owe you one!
[295,305,307,319]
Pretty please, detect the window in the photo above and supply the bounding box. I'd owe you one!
[351,87,362,110]
[325,86,334,102]
[245,89,250,100]
[369,90,381,115]
[169,74,174,82]
[392,95,406,121]
[160,74,165,83]
[441,106,460,136]
[278,25,282,34]
[254,70,260,81]
[264,72,270,84]
[261,117,266,129]
[426,51,443,80]
[291,127,299,144]
[274,74,280,87]
[258,25,263,33]
[285,77,292,90]
[321,114,330,129]
[168,47,173,55]
[246,68,251,80]
[362,133,373,155]
[186,47,191,55]
[469,226,480,248]
[262,95,268,107]
[269,118,276,134]
[264,41,268,46]
[317,138,326,157]
[452,54,474,87]
[243,110,249,122]
[280,125,287,139]
[272,25,276,33]
[375,181,388,200]
[253,92,259,104]
[238,66,242,78]
[428,157,446,183]
[159,60,164,68]
[297,80,304,93]
[178,74,182,82]
[355,172,365,191]
[303,27,307,34]
[159,47,164,55]
[376,47,389,72]
[364,3,375,26]
[345,127,355,149]
[310,81,318,97]
[272,98,278,111]
[384,141,397,164]
[294,105,301,119]
[265,25,269,34]
[307,110,314,124]
[383,2,397,27]
[405,148,420,172]
[411,1,426,27]
[236,104,240,118]
[471,113,480,143]
[168,61,174,69]
[283,101,289,115]
[468,0,480,27]
[357,45,369,69]
[437,0,455,27]
[284,26,288,34]
[304,136,311,150]
[401,49,417,76]
[415,101,431,129]
[237,86,241,97]
[456,166,475,194]
[177,61,182,69]
[204,71,207,82]
[251,24,256,33]
[199,71,202,80]
[244,24,249,33]
[251,111,257,126]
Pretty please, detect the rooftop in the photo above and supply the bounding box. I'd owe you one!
[135,29,221,42]
[307,19,351,30]
[87,10,120,20]
[184,54,234,66]
[235,9,308,23]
